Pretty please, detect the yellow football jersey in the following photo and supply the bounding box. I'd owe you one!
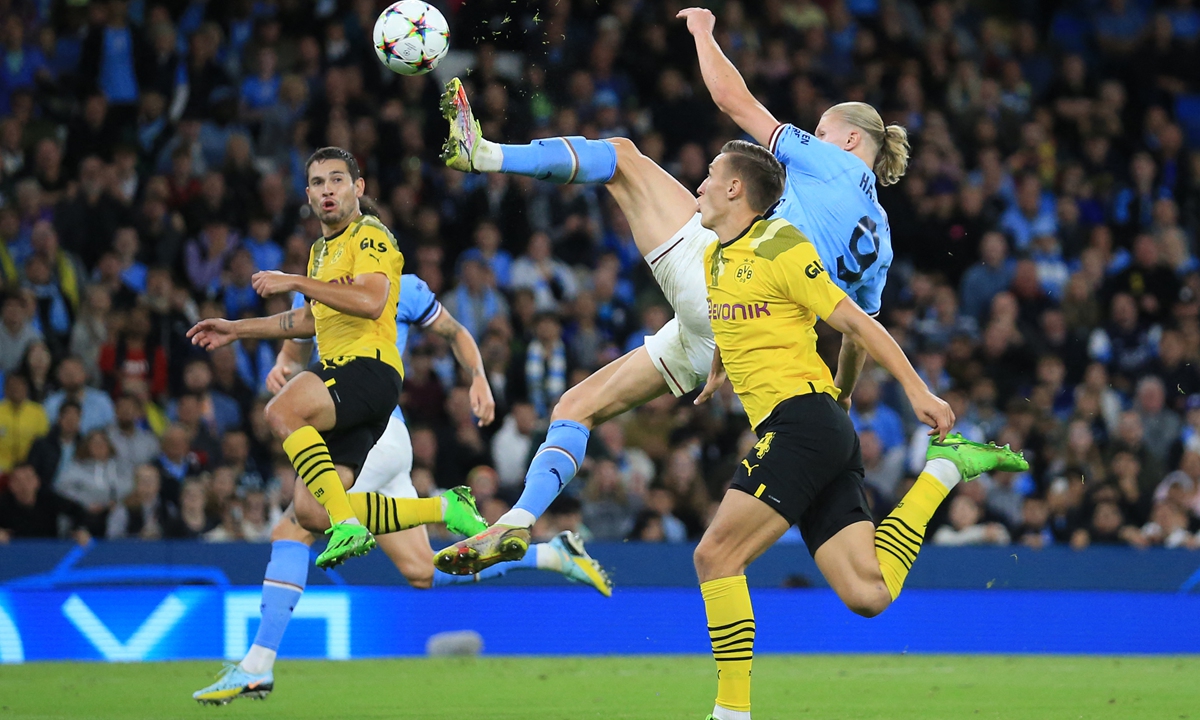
[705,216,849,430]
[306,214,405,378]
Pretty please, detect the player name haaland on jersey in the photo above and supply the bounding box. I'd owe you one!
[705,216,849,430]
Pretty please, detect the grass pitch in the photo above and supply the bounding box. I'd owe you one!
[0,654,1196,720]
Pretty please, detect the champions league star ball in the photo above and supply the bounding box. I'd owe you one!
[373,0,450,76]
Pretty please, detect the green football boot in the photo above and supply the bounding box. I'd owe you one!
[441,486,489,537]
[315,521,375,569]
[440,77,482,173]
[926,433,1029,481]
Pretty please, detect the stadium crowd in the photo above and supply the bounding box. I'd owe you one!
[1,0,1200,553]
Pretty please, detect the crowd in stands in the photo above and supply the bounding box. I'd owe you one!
[2,0,1200,552]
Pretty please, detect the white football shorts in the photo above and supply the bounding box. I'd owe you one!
[350,415,416,499]
[641,212,718,396]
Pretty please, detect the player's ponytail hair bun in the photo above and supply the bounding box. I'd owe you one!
[826,102,910,187]
[875,124,910,187]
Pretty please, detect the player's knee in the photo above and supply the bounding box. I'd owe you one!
[606,137,640,162]
[404,564,434,589]
[264,396,298,439]
[550,385,593,426]
[693,539,732,582]
[294,501,330,534]
[844,584,892,618]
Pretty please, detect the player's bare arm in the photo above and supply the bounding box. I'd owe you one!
[823,298,954,439]
[187,304,316,350]
[253,270,391,320]
[833,337,869,412]
[429,308,496,426]
[679,7,779,147]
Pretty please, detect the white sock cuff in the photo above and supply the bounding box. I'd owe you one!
[924,457,962,491]
[241,645,277,675]
[712,705,751,720]
[497,508,536,528]
[475,139,503,172]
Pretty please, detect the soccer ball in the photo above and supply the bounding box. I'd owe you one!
[373,0,450,76]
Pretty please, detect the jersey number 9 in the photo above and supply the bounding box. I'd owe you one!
[836,216,879,285]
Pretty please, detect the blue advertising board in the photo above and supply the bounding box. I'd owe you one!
[1,587,1198,663]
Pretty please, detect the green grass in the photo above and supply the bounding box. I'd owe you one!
[0,655,1197,720]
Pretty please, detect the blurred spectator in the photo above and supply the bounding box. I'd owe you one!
[54,429,127,536]
[105,464,174,540]
[154,424,202,506]
[525,313,567,418]
[932,495,1012,546]
[491,401,536,488]
[27,401,82,487]
[168,478,215,538]
[107,393,160,482]
[510,231,579,312]
[98,306,168,399]
[582,458,636,541]
[0,374,49,472]
[45,357,116,434]
[0,464,88,543]
[442,258,509,340]
[68,287,111,384]
[849,375,905,453]
[460,221,513,290]
[1071,498,1147,549]
[0,294,42,373]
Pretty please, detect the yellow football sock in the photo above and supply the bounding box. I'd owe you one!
[282,426,355,525]
[701,575,754,714]
[347,493,443,534]
[875,472,950,600]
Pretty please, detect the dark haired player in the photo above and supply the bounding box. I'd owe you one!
[188,148,485,571]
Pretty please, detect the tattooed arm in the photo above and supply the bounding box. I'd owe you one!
[187,304,316,351]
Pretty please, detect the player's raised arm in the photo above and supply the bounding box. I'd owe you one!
[679,7,779,147]
[187,303,316,350]
[429,307,496,426]
[823,298,954,439]
[253,270,392,320]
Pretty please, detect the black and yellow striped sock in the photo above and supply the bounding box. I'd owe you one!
[701,575,754,714]
[347,493,442,534]
[282,426,355,525]
[875,472,950,600]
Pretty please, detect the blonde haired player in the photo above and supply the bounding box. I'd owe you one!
[690,141,1027,720]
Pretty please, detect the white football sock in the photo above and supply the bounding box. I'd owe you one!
[923,457,962,491]
[712,704,751,720]
[533,543,564,572]
[497,508,536,528]
[473,139,503,172]
[241,644,276,675]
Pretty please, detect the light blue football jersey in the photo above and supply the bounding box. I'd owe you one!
[291,274,442,421]
[768,123,893,316]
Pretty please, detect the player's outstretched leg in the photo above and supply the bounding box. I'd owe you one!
[442,78,617,183]
[815,434,1029,619]
[193,512,312,704]
[431,531,613,596]
[441,78,698,259]
[871,434,1028,602]
[434,347,670,575]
